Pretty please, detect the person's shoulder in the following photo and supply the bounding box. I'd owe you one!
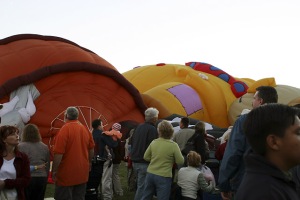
[57,123,71,133]
[64,120,86,128]
[173,131,180,139]
[150,138,158,143]
[231,114,248,132]
[178,167,185,172]
[92,129,102,135]
[157,138,174,143]
[187,128,195,132]
[134,123,145,131]
[136,122,157,132]
[15,150,29,159]
[18,142,26,146]
[175,129,183,134]
[40,141,50,149]
[101,133,114,140]
[18,143,26,152]
[168,139,180,147]
[183,128,194,133]
[236,179,288,200]
[18,142,31,149]
[236,113,248,122]
[61,121,74,127]
[146,122,156,129]
[178,166,189,173]
[173,132,179,141]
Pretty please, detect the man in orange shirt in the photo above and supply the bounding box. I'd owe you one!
[52,107,95,200]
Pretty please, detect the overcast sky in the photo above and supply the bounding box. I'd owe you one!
[1,0,300,88]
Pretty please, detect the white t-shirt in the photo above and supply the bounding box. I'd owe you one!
[0,158,18,199]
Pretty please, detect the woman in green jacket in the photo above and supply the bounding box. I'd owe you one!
[142,120,184,200]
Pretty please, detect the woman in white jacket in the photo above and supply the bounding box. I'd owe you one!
[177,151,214,200]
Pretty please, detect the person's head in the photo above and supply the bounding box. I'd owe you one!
[65,107,79,120]
[244,103,300,170]
[187,151,201,167]
[194,121,205,135]
[252,86,278,109]
[180,117,190,128]
[145,107,159,124]
[0,125,19,155]
[157,120,174,139]
[112,123,121,131]
[92,119,103,130]
[22,123,41,143]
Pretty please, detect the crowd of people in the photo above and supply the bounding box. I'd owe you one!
[129,108,217,200]
[1,85,300,200]
[0,124,50,200]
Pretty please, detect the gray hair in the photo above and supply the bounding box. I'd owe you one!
[145,107,159,122]
[65,107,79,120]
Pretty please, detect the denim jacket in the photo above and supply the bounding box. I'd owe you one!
[218,114,250,192]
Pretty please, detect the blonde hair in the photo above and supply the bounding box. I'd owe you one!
[157,120,174,139]
[187,151,201,167]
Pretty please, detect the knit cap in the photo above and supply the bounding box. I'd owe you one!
[112,123,121,131]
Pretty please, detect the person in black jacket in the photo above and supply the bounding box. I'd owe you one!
[235,104,300,200]
[131,107,159,200]
[292,164,300,198]
[181,121,208,168]
[85,119,118,200]
[192,121,209,165]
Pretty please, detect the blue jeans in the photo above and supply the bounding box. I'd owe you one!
[141,172,172,200]
[133,162,148,200]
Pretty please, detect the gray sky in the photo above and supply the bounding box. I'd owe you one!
[1,0,300,88]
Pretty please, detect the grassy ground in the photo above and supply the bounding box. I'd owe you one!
[45,162,135,199]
